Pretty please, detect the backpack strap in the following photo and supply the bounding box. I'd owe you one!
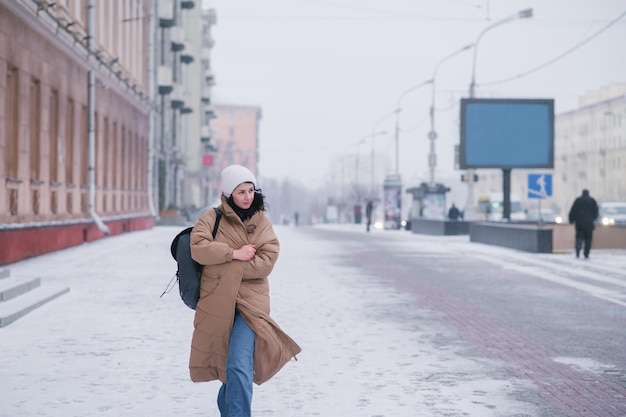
[212,207,222,239]
[170,208,221,261]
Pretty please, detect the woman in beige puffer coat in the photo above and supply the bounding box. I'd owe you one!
[190,165,301,417]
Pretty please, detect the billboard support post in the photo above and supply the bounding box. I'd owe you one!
[502,168,511,220]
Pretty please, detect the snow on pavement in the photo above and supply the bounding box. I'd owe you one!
[0,225,543,416]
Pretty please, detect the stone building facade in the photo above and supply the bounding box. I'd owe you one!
[0,0,153,264]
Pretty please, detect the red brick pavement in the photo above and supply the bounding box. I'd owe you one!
[365,253,626,417]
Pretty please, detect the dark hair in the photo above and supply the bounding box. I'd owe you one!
[227,190,267,221]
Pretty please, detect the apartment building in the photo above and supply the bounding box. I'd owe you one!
[0,0,221,264]
[206,104,262,204]
[554,84,626,210]
[0,0,153,264]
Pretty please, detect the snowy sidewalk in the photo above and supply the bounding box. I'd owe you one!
[1,225,551,416]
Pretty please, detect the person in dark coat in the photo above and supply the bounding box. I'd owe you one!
[568,189,599,259]
[365,200,373,232]
[448,203,461,221]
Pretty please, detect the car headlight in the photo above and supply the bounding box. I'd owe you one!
[374,221,384,229]
[602,217,615,226]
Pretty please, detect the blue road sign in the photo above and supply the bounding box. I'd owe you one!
[528,174,552,199]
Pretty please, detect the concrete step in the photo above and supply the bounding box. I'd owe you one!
[0,277,41,302]
[0,284,70,327]
[0,269,9,279]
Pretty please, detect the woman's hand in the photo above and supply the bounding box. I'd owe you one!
[233,244,256,261]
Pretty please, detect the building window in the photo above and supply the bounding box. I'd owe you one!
[140,135,146,192]
[103,116,110,211]
[51,189,58,214]
[113,121,119,189]
[29,78,41,180]
[50,89,60,183]
[121,125,127,210]
[103,117,110,187]
[125,125,130,195]
[66,98,75,185]
[94,111,99,187]
[133,132,139,192]
[5,66,19,179]
[80,105,88,187]
[67,189,73,214]
[32,188,41,215]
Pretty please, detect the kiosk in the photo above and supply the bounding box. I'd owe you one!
[383,174,402,229]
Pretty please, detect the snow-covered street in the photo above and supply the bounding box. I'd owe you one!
[1,224,625,416]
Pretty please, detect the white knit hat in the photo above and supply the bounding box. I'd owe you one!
[221,165,257,197]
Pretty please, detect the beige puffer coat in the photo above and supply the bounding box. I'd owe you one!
[189,196,301,385]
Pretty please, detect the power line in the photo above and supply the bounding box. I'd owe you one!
[480,10,626,87]
[218,15,479,22]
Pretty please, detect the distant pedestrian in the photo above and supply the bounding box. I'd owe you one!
[293,211,299,226]
[448,203,461,221]
[190,164,301,416]
[568,189,599,259]
[365,200,373,232]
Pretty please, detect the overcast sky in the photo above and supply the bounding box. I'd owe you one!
[204,0,626,188]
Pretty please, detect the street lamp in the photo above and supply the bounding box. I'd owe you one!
[469,8,533,98]
[370,111,396,197]
[355,131,386,191]
[352,131,386,225]
[428,43,473,185]
[394,79,433,175]
[464,7,533,219]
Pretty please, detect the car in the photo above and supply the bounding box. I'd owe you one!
[525,208,563,224]
[477,192,526,221]
[599,202,626,226]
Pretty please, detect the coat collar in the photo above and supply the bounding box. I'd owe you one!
[219,195,262,234]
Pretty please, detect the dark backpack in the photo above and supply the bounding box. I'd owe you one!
[164,207,222,309]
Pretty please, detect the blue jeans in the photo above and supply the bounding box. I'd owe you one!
[217,309,255,417]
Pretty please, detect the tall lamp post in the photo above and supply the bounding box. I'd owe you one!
[355,131,386,191]
[370,111,396,198]
[354,131,386,224]
[429,44,473,185]
[464,8,533,219]
[394,79,433,175]
[388,80,433,229]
